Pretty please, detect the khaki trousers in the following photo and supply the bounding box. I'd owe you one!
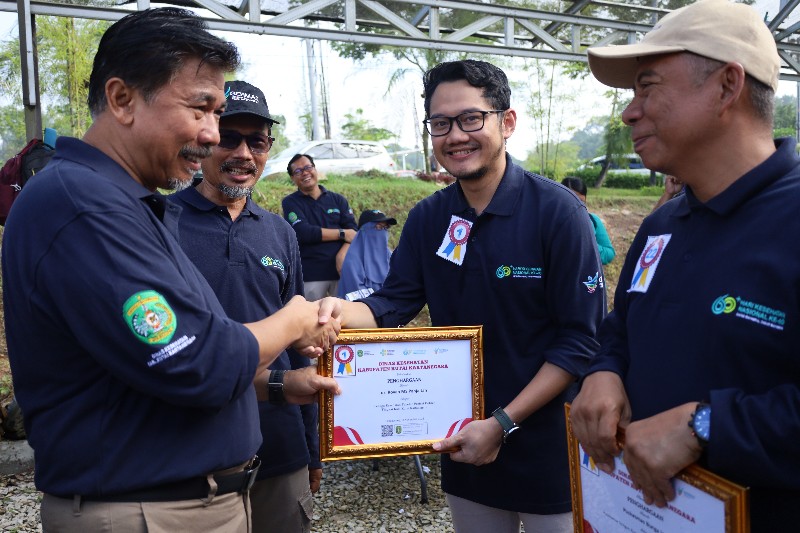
[41,490,251,533]
[249,466,313,533]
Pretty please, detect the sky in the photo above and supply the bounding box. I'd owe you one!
[2,4,799,161]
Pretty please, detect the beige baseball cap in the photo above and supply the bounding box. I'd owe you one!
[588,0,780,91]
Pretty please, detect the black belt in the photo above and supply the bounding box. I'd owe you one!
[77,456,261,503]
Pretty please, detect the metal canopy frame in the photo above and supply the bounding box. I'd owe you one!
[3,0,800,139]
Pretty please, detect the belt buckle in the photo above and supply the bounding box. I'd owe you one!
[239,456,261,494]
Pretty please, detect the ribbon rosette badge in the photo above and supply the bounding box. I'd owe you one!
[334,345,357,376]
[436,215,473,266]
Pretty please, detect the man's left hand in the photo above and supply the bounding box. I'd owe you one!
[622,402,703,507]
[309,467,322,494]
[431,418,503,466]
[282,366,341,404]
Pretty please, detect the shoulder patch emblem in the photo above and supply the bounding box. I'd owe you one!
[288,212,298,223]
[123,290,177,345]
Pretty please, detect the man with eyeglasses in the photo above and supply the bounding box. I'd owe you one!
[170,80,325,533]
[282,154,358,301]
[319,60,605,532]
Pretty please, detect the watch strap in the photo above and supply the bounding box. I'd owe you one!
[689,402,711,448]
[338,228,346,241]
[491,407,519,443]
[267,369,287,405]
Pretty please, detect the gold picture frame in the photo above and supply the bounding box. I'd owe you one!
[565,403,749,533]
[319,326,483,461]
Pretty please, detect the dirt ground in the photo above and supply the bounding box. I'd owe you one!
[0,198,655,418]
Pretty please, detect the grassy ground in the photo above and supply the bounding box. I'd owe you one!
[0,177,661,420]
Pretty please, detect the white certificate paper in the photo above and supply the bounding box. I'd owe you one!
[331,339,474,447]
[320,327,483,460]
[579,445,725,532]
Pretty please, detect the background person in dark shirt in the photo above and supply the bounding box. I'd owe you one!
[282,155,358,301]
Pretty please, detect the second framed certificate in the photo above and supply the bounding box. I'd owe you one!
[319,326,483,461]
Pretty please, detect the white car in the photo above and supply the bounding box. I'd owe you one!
[261,139,395,180]
[579,154,656,175]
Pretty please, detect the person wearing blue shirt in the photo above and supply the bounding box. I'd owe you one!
[170,80,323,533]
[336,209,397,301]
[320,60,605,533]
[1,10,339,531]
[282,156,358,301]
[570,1,800,530]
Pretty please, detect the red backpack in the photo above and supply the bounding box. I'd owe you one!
[0,138,55,225]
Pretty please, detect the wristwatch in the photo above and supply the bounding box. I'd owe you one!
[267,370,287,405]
[338,228,346,241]
[491,407,519,443]
[689,402,711,448]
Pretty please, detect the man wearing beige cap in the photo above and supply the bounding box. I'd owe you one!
[570,0,800,529]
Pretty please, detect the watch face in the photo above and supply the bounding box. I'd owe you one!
[693,406,711,441]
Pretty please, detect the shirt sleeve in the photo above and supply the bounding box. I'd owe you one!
[35,210,259,411]
[539,205,606,378]
[337,195,358,230]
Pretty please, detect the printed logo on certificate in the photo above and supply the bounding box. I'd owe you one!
[334,345,356,377]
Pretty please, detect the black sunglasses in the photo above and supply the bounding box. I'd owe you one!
[217,129,274,154]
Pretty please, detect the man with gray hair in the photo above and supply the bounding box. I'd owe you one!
[570,0,800,529]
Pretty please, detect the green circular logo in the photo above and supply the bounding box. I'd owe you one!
[123,290,177,345]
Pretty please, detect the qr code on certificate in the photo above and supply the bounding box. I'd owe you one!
[381,424,394,437]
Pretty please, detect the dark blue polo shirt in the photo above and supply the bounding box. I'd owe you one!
[1,138,261,497]
[363,155,606,513]
[282,186,357,282]
[171,187,320,478]
[589,138,800,529]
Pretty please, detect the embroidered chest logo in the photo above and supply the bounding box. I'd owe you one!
[436,216,473,266]
[711,294,786,331]
[496,265,543,279]
[123,290,177,345]
[629,234,671,293]
[261,256,285,272]
[326,208,341,215]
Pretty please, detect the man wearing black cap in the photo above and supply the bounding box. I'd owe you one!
[337,209,397,301]
[170,80,323,533]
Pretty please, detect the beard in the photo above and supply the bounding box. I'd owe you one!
[165,144,213,191]
[166,175,194,192]
[448,140,505,182]
[218,183,253,198]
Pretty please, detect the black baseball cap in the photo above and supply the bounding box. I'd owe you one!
[358,209,397,229]
[223,80,280,124]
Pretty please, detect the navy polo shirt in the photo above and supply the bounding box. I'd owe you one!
[2,138,261,497]
[282,186,357,282]
[590,138,800,529]
[171,187,320,478]
[363,155,606,513]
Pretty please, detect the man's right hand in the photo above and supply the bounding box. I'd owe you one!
[285,296,341,358]
[570,371,631,473]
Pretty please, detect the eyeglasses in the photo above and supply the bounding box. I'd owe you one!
[291,164,315,176]
[423,110,506,137]
[217,130,274,154]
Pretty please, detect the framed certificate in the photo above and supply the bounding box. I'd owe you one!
[319,326,483,461]
[565,404,750,533]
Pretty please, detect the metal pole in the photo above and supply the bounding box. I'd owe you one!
[306,39,322,140]
[18,0,42,141]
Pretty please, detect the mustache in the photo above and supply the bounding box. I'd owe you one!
[179,145,213,160]
[220,159,258,174]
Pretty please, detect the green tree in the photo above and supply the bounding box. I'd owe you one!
[774,94,796,139]
[595,90,632,188]
[341,108,395,141]
[0,15,109,149]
